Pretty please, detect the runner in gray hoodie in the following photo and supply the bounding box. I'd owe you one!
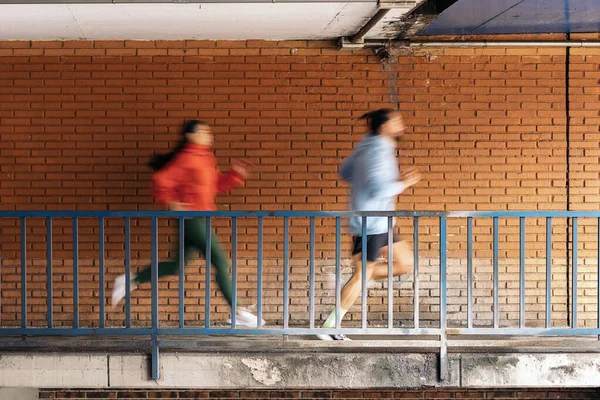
[317,109,421,341]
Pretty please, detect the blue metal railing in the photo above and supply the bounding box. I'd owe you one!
[1,210,600,381]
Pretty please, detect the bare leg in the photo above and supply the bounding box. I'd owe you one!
[318,255,381,335]
[319,240,413,334]
[339,255,380,311]
[369,240,413,280]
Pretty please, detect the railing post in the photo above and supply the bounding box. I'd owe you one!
[125,217,131,329]
[387,216,393,329]
[572,217,578,329]
[467,217,473,329]
[493,217,499,329]
[73,217,79,329]
[150,216,159,381]
[283,216,289,329]
[361,216,368,329]
[439,216,448,381]
[519,217,525,329]
[257,216,264,328]
[309,217,315,329]
[99,217,105,329]
[413,216,419,329]
[20,217,27,330]
[178,217,185,329]
[546,217,552,328]
[232,216,238,328]
[335,217,341,329]
[46,217,53,328]
[0,233,2,328]
[205,217,211,329]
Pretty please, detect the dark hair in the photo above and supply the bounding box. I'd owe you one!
[359,108,396,135]
[148,120,206,171]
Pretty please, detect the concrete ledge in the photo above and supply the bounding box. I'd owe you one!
[0,388,38,400]
[2,351,600,389]
[109,353,459,388]
[0,354,108,388]
[461,353,600,388]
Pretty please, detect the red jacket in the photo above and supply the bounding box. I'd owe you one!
[153,143,244,211]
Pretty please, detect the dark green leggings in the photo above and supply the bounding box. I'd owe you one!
[134,217,233,306]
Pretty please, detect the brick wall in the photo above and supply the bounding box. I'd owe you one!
[37,388,600,399]
[0,39,599,329]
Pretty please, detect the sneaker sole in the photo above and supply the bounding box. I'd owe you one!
[226,319,265,328]
[315,334,334,341]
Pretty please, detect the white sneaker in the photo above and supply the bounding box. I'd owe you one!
[316,332,351,341]
[111,274,137,307]
[316,333,334,341]
[227,308,266,328]
[316,333,352,342]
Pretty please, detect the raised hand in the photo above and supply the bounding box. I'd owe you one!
[231,159,252,179]
[400,168,421,188]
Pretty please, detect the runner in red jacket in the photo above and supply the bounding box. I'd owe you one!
[153,141,245,211]
[111,120,264,328]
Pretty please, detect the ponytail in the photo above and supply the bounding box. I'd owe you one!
[148,119,204,171]
[359,108,396,135]
[148,139,187,171]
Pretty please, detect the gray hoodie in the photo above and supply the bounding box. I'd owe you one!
[339,133,407,235]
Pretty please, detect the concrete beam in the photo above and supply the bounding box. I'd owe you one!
[2,352,600,389]
[0,388,38,400]
[460,353,600,388]
[0,354,108,388]
[109,353,460,388]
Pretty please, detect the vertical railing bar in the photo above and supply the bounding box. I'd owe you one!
[335,217,341,329]
[361,216,368,329]
[597,217,599,341]
[124,217,131,329]
[232,217,238,328]
[150,216,159,381]
[73,217,79,329]
[572,217,578,329]
[257,216,263,328]
[178,217,185,329]
[387,216,393,329]
[205,217,211,329]
[519,217,525,329]
[440,216,447,330]
[467,217,473,329]
[20,217,27,329]
[493,217,499,329]
[414,216,419,329]
[46,217,53,328]
[439,216,448,381]
[309,217,315,329]
[283,216,289,330]
[0,232,2,327]
[151,336,159,381]
[99,217,105,329]
[546,217,552,328]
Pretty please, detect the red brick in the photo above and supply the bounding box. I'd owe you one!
[394,392,423,399]
[0,38,596,330]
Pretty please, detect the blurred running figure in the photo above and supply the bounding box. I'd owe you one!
[317,109,421,341]
[111,120,264,328]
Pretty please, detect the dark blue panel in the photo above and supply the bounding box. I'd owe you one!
[417,0,600,36]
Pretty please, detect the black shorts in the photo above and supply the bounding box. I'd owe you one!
[351,233,401,262]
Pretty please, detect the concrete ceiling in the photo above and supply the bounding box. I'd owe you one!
[417,0,600,36]
[0,1,425,40]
